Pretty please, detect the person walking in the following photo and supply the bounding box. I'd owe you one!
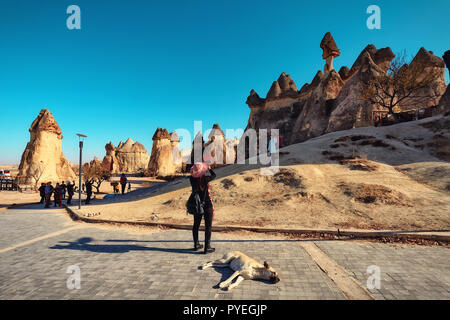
[38,183,46,204]
[61,181,67,200]
[120,174,127,195]
[54,183,62,207]
[44,182,53,208]
[189,162,216,254]
[66,181,74,205]
[85,180,93,204]
[113,182,119,194]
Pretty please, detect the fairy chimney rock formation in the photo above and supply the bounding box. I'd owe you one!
[101,142,118,172]
[240,35,447,151]
[266,81,282,100]
[147,128,182,177]
[190,131,205,165]
[101,138,150,173]
[320,32,340,72]
[18,109,76,184]
[205,123,237,168]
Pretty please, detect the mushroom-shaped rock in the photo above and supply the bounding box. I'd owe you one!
[320,32,340,72]
[266,81,282,99]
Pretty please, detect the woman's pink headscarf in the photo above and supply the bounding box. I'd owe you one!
[190,162,208,178]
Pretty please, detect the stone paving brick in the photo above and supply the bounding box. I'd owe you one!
[315,241,450,300]
[0,208,74,250]
[0,211,344,300]
[1,208,448,300]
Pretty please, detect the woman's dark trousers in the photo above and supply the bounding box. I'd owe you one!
[192,210,213,247]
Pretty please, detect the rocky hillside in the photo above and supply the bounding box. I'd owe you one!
[80,115,450,231]
[242,33,447,148]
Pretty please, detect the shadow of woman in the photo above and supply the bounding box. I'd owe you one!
[50,237,202,254]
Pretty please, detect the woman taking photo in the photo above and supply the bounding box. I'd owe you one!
[189,162,216,254]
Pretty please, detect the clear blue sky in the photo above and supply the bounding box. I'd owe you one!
[0,0,449,164]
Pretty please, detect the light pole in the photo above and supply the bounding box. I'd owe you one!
[77,134,87,209]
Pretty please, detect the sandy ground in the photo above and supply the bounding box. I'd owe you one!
[0,165,37,208]
[72,116,450,232]
[0,191,40,208]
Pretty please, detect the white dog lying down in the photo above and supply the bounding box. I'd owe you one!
[201,251,280,290]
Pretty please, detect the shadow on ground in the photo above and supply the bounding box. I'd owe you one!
[49,237,343,255]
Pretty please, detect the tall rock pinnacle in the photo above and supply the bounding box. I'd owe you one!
[320,32,340,73]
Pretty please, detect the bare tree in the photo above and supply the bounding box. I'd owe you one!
[29,161,47,190]
[361,51,442,115]
[82,161,111,193]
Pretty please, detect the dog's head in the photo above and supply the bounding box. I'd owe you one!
[263,261,280,283]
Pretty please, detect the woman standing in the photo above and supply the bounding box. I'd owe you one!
[190,162,216,254]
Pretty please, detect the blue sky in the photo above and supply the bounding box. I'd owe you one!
[0,0,449,164]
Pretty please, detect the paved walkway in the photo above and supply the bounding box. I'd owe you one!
[0,205,448,300]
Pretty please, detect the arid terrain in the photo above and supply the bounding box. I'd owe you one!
[0,165,164,208]
[73,115,450,231]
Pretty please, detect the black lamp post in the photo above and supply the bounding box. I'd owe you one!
[76,133,87,209]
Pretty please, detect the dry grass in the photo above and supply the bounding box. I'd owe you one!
[338,183,411,206]
[340,159,378,172]
[271,168,303,188]
[73,116,450,232]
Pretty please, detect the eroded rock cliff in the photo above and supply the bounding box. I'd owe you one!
[18,109,76,185]
[102,138,150,173]
[147,128,182,177]
[241,33,447,150]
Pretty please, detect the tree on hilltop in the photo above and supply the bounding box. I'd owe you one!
[361,51,442,115]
